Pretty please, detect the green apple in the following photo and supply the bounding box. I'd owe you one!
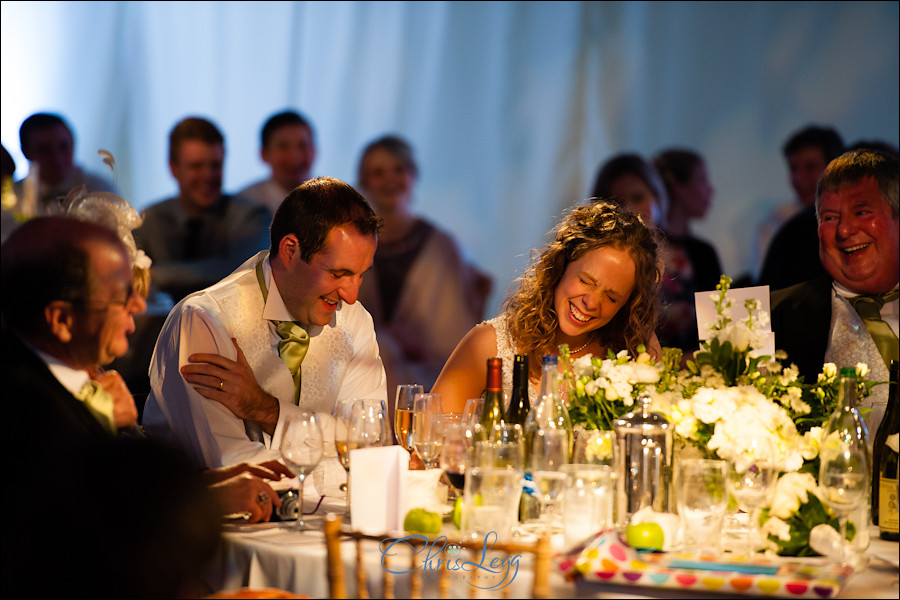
[404,508,442,535]
[625,522,665,551]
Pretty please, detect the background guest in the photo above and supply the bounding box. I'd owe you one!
[653,147,724,357]
[12,112,115,215]
[591,152,668,228]
[432,201,662,412]
[134,116,272,302]
[239,110,317,214]
[770,149,898,434]
[757,124,845,290]
[355,135,490,398]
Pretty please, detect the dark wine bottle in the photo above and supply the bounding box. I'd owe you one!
[506,354,530,427]
[477,357,506,441]
[873,360,899,540]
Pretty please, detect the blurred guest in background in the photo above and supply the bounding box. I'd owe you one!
[653,147,724,357]
[239,110,317,213]
[356,135,490,397]
[134,116,272,302]
[432,201,662,412]
[592,152,668,228]
[757,124,845,290]
[12,112,115,215]
[1,144,17,242]
[771,149,898,434]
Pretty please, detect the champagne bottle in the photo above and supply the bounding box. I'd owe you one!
[873,360,899,540]
[477,357,506,441]
[506,354,530,427]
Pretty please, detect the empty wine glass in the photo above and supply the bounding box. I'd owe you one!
[726,460,777,557]
[531,427,570,535]
[412,393,444,469]
[347,399,389,525]
[279,410,324,531]
[819,409,871,564]
[394,384,424,453]
[462,397,484,430]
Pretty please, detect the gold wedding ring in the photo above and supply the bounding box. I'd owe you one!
[219,378,224,391]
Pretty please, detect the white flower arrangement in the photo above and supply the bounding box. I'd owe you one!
[561,275,877,556]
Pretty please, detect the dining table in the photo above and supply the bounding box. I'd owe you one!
[202,486,899,600]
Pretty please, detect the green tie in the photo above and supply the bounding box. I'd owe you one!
[276,320,309,404]
[256,259,309,404]
[75,380,116,434]
[850,289,899,369]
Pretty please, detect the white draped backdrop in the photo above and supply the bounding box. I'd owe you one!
[2,1,898,317]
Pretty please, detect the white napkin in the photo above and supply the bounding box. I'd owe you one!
[349,445,408,533]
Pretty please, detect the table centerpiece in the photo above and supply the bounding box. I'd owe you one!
[560,275,879,557]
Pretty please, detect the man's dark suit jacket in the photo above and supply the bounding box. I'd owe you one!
[770,274,833,384]
[2,328,111,455]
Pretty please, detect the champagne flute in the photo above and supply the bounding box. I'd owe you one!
[530,427,570,535]
[412,393,444,469]
[726,460,777,556]
[394,384,424,453]
[279,411,324,532]
[334,398,356,514]
[819,410,871,564]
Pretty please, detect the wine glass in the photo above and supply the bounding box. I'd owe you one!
[347,399,389,523]
[412,393,444,469]
[819,408,871,564]
[279,410,324,531]
[440,420,470,499]
[530,427,570,535]
[462,397,484,430]
[394,384,424,453]
[726,460,777,557]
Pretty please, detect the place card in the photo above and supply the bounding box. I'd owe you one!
[349,445,408,533]
[695,284,776,356]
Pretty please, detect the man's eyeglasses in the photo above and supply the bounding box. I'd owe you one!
[73,282,138,312]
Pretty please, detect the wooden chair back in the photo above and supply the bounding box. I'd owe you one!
[323,513,552,599]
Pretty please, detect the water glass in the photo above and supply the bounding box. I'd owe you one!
[675,458,729,556]
[562,464,617,548]
[463,429,524,542]
[573,429,617,468]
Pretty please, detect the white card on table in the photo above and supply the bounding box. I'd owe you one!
[349,445,408,534]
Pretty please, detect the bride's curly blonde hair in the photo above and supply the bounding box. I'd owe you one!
[501,201,661,377]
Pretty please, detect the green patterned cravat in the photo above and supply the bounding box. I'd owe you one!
[850,288,899,368]
[256,259,309,405]
[75,380,116,434]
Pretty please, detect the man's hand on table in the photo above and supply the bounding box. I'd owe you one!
[202,459,295,485]
[210,472,282,523]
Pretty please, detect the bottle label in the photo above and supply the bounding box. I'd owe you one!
[879,475,899,533]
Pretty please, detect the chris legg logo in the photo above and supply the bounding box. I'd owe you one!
[377,531,521,590]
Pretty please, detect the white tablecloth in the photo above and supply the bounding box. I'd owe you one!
[204,500,899,600]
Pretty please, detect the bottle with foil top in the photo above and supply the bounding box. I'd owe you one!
[477,357,506,442]
[613,391,673,527]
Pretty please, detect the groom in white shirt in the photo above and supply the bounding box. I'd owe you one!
[142,177,388,485]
